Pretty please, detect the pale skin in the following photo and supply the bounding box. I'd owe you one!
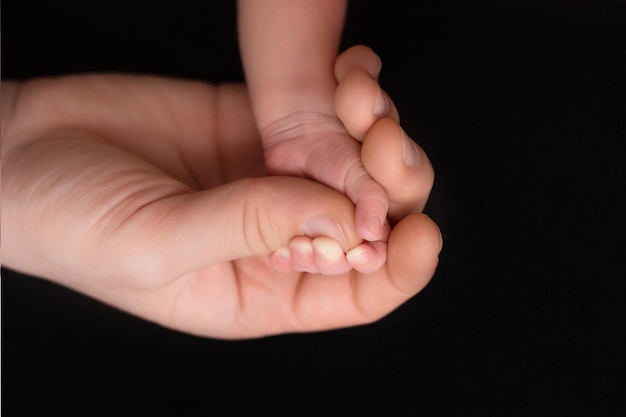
[1,46,441,339]
[238,0,432,274]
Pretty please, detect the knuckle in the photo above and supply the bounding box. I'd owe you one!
[241,179,282,254]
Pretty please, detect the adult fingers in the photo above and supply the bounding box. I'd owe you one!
[289,212,442,331]
[334,46,400,141]
[352,213,442,320]
[334,44,382,83]
[362,117,435,220]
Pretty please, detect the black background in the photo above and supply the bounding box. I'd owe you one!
[2,1,626,415]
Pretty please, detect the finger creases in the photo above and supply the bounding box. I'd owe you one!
[135,176,364,277]
[220,176,363,262]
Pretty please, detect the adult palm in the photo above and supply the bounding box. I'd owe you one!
[2,74,441,339]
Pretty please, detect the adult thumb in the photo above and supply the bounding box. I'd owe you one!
[116,176,363,278]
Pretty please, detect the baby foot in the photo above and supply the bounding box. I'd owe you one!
[269,45,434,275]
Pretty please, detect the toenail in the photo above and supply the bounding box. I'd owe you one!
[272,247,292,269]
[274,247,290,260]
[290,240,312,262]
[274,247,291,263]
[401,129,420,167]
[346,245,367,265]
[312,237,343,262]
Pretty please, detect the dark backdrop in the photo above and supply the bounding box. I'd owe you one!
[2,1,626,415]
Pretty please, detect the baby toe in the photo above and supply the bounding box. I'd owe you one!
[312,237,353,275]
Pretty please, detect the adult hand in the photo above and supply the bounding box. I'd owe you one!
[2,73,441,339]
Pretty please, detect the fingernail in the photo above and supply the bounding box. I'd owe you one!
[375,54,383,77]
[373,87,388,117]
[401,129,419,167]
[304,215,347,250]
[438,229,444,253]
[372,54,383,78]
